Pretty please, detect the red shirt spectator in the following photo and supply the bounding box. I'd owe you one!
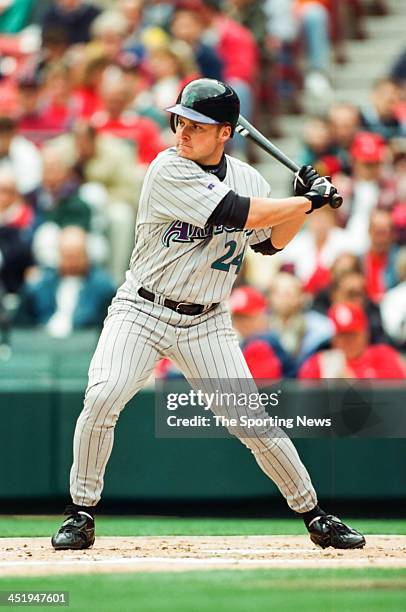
[90,77,165,165]
[201,1,258,85]
[242,338,282,379]
[299,302,406,378]
[300,343,406,378]
[72,86,104,120]
[214,15,258,85]
[91,112,164,165]
[229,286,293,379]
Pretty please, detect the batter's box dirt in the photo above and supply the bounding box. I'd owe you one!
[0,535,405,577]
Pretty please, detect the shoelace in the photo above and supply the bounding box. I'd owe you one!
[322,516,353,534]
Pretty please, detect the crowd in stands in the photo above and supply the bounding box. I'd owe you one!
[0,0,404,379]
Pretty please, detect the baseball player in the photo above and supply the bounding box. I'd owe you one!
[52,79,365,551]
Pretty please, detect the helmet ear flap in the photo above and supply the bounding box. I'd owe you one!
[170,90,182,133]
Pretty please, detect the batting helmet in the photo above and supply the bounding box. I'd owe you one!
[166,78,240,136]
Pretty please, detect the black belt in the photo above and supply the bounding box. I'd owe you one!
[138,287,219,316]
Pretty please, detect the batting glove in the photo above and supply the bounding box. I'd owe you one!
[304,176,338,214]
[293,165,320,196]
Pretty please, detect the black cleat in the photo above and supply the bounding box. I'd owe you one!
[308,515,366,550]
[51,505,95,550]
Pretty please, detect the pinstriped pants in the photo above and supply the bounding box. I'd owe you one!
[70,285,318,512]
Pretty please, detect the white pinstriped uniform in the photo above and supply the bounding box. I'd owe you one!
[70,148,318,512]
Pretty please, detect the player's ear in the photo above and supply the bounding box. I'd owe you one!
[219,124,232,142]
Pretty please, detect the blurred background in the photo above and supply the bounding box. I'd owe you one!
[0,0,405,515]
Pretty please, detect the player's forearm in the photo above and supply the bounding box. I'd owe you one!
[245,196,311,229]
[270,215,308,249]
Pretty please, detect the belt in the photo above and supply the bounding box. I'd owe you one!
[138,287,218,316]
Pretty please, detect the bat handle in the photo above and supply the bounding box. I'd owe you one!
[330,193,343,209]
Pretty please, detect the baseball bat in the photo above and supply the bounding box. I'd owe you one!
[235,115,343,209]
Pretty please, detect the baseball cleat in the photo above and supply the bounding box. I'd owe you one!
[51,506,95,550]
[307,515,366,549]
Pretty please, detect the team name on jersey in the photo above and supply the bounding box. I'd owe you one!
[162,220,253,247]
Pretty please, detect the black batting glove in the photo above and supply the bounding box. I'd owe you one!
[293,165,320,196]
[304,176,338,214]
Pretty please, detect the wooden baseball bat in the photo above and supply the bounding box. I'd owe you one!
[235,115,343,209]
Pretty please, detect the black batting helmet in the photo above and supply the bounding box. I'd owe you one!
[166,78,240,136]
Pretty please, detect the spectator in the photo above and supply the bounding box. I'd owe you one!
[293,0,333,104]
[17,225,115,337]
[330,269,387,344]
[361,78,405,140]
[41,62,78,129]
[118,0,144,47]
[363,208,399,303]
[294,0,331,71]
[299,302,406,378]
[39,0,101,45]
[200,0,259,125]
[147,41,198,117]
[89,9,129,62]
[34,26,71,82]
[17,63,77,140]
[170,3,223,81]
[28,144,109,271]
[229,285,297,378]
[328,102,361,174]
[380,247,406,348]
[31,146,93,232]
[390,138,406,213]
[298,116,341,176]
[278,206,356,294]
[264,0,301,116]
[50,120,141,281]
[90,73,165,165]
[226,0,282,136]
[312,252,362,313]
[16,72,46,135]
[336,132,397,253]
[0,169,34,293]
[54,120,142,209]
[70,53,109,120]
[268,272,333,367]
[0,116,42,195]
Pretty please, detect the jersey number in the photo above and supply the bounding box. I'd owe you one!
[211,240,244,274]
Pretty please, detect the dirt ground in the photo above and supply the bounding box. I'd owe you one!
[0,535,405,577]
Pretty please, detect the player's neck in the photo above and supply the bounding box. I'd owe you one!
[197,153,227,181]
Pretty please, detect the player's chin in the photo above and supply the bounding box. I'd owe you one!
[176,145,194,159]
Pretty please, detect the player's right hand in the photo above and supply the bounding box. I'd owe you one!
[293,165,320,196]
[304,176,338,214]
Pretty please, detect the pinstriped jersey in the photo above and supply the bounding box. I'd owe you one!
[125,148,273,304]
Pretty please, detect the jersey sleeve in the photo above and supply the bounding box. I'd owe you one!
[149,154,232,228]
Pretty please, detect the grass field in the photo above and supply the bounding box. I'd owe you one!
[1,516,405,537]
[0,517,405,612]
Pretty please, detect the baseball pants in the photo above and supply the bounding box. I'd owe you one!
[70,285,318,512]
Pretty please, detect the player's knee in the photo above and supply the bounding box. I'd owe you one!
[83,381,123,416]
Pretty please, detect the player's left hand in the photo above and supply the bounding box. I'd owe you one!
[293,165,320,196]
[304,176,338,213]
